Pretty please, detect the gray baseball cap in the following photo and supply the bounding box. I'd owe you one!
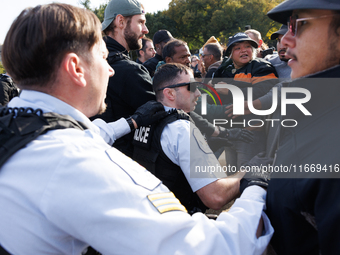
[102,0,145,31]
[267,0,340,24]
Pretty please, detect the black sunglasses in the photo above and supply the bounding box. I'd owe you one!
[157,82,202,92]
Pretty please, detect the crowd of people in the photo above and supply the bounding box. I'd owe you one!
[0,0,339,254]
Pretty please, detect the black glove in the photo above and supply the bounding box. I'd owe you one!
[131,101,168,128]
[239,151,273,193]
[218,127,254,143]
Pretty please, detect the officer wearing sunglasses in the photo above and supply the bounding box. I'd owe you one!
[157,81,202,93]
[132,63,269,221]
[266,0,340,255]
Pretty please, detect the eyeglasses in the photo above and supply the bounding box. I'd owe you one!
[157,82,202,92]
[288,14,340,37]
[201,54,212,58]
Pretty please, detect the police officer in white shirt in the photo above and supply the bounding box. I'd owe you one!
[0,3,273,255]
[133,63,247,214]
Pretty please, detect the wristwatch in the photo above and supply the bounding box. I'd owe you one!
[126,117,135,131]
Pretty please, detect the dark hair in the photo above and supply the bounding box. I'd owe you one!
[162,39,187,60]
[136,37,152,58]
[2,4,102,88]
[103,15,133,36]
[103,21,116,36]
[204,43,223,61]
[153,63,192,101]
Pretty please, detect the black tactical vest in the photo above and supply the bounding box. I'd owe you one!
[132,109,207,214]
[0,107,89,168]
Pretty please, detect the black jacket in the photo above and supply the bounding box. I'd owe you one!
[143,53,163,77]
[267,65,340,255]
[0,74,19,106]
[136,58,143,64]
[94,36,156,157]
[213,57,278,104]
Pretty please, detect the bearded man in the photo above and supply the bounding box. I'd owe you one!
[94,0,156,157]
[266,24,292,78]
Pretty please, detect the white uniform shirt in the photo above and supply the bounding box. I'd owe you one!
[0,91,273,255]
[161,107,224,192]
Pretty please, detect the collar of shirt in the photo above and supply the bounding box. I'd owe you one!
[104,36,129,56]
[163,106,176,112]
[8,90,100,133]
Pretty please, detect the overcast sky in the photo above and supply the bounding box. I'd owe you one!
[0,0,171,44]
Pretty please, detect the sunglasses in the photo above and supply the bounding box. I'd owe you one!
[288,14,340,37]
[157,82,202,92]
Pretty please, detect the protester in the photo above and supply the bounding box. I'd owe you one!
[197,36,220,78]
[200,43,223,80]
[0,4,274,254]
[190,55,201,78]
[95,0,156,157]
[264,0,340,254]
[213,32,278,169]
[136,37,156,64]
[244,29,270,58]
[225,25,292,122]
[143,29,173,77]
[163,39,191,67]
[266,24,292,78]
[191,55,199,68]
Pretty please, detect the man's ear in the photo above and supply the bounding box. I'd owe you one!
[155,43,161,51]
[63,53,86,88]
[163,88,175,101]
[115,14,126,29]
[165,56,172,63]
[258,39,263,48]
[139,50,145,58]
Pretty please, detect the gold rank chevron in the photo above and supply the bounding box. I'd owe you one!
[148,192,188,214]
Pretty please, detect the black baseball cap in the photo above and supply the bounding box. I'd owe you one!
[267,0,340,24]
[271,25,288,40]
[226,32,258,55]
[153,30,173,45]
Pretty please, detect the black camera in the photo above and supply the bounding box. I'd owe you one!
[261,47,275,58]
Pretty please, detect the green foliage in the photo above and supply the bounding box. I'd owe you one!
[93,3,107,22]
[80,0,107,22]
[0,62,5,74]
[145,12,178,42]
[163,0,284,51]
[80,0,91,9]
[85,0,284,52]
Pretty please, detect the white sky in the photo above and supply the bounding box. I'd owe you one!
[0,0,171,44]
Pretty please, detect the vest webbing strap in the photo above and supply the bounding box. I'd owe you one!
[0,107,88,169]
